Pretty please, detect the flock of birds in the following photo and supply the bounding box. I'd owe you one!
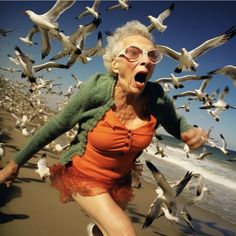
[1,0,236,232]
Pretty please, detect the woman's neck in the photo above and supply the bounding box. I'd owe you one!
[113,81,146,122]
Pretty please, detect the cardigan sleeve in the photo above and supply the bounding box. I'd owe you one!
[146,82,193,139]
[158,94,193,139]
[13,74,100,166]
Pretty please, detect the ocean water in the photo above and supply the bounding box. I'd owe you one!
[140,135,236,226]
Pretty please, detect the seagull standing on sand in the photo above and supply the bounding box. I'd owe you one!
[75,0,101,19]
[155,26,236,73]
[208,65,236,86]
[143,161,193,228]
[147,3,175,33]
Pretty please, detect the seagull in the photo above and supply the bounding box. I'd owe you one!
[205,126,217,147]
[24,0,76,58]
[155,26,236,73]
[35,153,50,180]
[183,143,190,158]
[55,143,70,152]
[21,127,36,136]
[106,0,131,11]
[0,27,16,36]
[197,147,212,160]
[83,31,105,57]
[50,17,101,61]
[0,143,5,160]
[71,73,83,89]
[9,45,69,83]
[176,102,190,112]
[173,78,212,102]
[143,161,192,228]
[215,134,229,155]
[180,174,208,231]
[160,202,180,223]
[0,66,21,73]
[24,0,76,32]
[199,86,236,110]
[19,25,39,46]
[200,86,236,121]
[208,65,236,86]
[156,74,211,89]
[154,142,166,158]
[75,0,101,19]
[147,3,175,33]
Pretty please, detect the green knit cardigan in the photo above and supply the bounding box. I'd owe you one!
[14,73,192,166]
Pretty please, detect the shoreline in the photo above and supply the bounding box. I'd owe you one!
[1,110,236,236]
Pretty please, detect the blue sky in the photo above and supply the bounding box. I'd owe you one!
[0,1,235,150]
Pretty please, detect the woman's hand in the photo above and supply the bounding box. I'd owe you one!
[181,127,208,150]
[0,160,20,187]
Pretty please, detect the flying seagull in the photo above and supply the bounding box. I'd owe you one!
[208,65,236,86]
[75,0,101,19]
[106,0,131,11]
[156,73,211,89]
[0,27,16,37]
[143,161,192,228]
[155,26,236,73]
[147,3,175,33]
[173,78,212,102]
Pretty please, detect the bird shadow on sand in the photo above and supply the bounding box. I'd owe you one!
[178,218,236,236]
[0,184,29,224]
[0,133,12,143]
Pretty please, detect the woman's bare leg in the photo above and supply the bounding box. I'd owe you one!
[72,192,136,236]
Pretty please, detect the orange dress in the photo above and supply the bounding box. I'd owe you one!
[50,109,156,203]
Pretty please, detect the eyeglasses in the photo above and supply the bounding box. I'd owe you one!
[117,45,162,64]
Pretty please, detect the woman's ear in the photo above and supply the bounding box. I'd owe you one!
[111,59,119,74]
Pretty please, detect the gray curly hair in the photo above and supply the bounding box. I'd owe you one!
[103,20,154,76]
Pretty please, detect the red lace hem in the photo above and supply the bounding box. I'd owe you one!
[49,164,134,203]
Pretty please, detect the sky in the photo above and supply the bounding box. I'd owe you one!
[0,1,235,150]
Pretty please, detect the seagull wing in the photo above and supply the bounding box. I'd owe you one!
[174,171,193,197]
[145,161,173,196]
[190,26,236,59]
[155,78,172,83]
[43,0,76,22]
[70,17,101,43]
[178,75,211,82]
[33,61,68,72]
[199,78,211,92]
[143,196,162,228]
[155,44,180,61]
[157,3,175,23]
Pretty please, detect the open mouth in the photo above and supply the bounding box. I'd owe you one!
[134,72,147,86]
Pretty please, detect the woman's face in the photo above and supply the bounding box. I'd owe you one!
[112,35,156,95]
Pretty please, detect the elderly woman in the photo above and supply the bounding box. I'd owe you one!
[0,21,207,236]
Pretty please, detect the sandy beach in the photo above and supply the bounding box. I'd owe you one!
[1,110,236,236]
